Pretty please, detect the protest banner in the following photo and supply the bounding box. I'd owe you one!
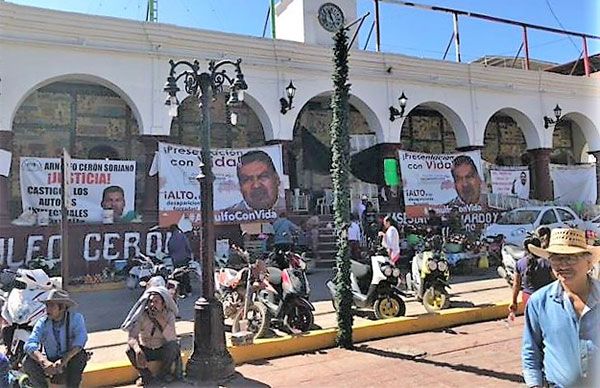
[20,157,136,224]
[398,150,502,231]
[550,163,597,204]
[0,222,169,278]
[490,167,530,199]
[157,142,285,226]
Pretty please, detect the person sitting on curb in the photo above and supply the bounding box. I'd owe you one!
[23,289,89,388]
[122,286,182,386]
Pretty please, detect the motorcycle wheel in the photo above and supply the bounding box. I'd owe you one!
[373,294,406,320]
[232,302,270,340]
[422,287,448,313]
[284,304,314,333]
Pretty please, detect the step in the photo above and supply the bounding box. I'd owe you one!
[317,235,336,243]
[317,249,338,260]
[317,241,337,250]
[315,259,336,269]
[318,227,336,235]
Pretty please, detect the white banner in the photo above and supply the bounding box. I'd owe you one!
[550,164,597,204]
[398,150,501,230]
[490,167,530,199]
[157,142,285,226]
[0,149,11,177]
[20,157,136,223]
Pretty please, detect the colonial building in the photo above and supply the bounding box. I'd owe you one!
[0,0,599,271]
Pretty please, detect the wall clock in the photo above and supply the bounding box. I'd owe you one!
[318,3,345,32]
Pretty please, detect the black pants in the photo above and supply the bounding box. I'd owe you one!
[173,263,192,295]
[177,271,191,295]
[126,341,182,381]
[22,350,87,388]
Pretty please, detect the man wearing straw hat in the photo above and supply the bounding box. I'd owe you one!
[23,289,88,388]
[522,228,600,388]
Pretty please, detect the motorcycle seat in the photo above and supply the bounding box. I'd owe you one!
[504,245,527,259]
[267,267,282,287]
[350,260,371,279]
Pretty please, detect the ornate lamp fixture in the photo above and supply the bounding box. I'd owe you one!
[389,91,408,121]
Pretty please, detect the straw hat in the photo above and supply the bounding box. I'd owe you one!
[528,228,600,263]
[42,289,77,308]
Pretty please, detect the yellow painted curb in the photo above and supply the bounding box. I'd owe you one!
[81,300,523,387]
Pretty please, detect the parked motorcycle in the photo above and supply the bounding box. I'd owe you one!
[126,253,171,290]
[1,269,59,367]
[268,232,315,274]
[408,235,451,313]
[215,245,268,327]
[326,254,407,320]
[129,253,201,297]
[248,252,314,336]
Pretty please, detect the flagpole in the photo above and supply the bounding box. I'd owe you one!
[61,151,70,291]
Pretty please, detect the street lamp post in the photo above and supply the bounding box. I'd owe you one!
[164,58,247,381]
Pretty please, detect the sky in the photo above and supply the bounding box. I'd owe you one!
[6,0,600,65]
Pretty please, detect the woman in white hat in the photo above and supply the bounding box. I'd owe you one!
[522,228,599,388]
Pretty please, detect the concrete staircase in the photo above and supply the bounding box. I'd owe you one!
[314,214,338,268]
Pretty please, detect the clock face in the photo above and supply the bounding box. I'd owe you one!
[318,3,345,32]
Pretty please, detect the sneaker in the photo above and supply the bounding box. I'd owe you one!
[135,377,145,387]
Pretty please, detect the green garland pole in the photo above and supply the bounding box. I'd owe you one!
[330,27,353,349]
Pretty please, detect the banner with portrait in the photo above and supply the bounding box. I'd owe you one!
[490,167,530,199]
[20,157,136,223]
[156,142,285,227]
[398,150,501,231]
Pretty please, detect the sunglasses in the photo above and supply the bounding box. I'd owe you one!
[548,255,583,266]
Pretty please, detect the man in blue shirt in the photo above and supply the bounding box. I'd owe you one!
[167,224,193,296]
[524,228,600,387]
[23,289,88,388]
[272,212,301,252]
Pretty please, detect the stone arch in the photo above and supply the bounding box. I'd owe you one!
[11,73,144,133]
[559,111,600,154]
[242,92,275,143]
[288,90,380,200]
[293,90,383,142]
[402,101,470,149]
[485,108,540,151]
[170,93,266,148]
[481,108,538,165]
[400,101,469,152]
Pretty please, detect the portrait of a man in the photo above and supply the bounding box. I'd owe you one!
[511,171,529,199]
[224,150,282,212]
[101,185,137,222]
[446,155,486,207]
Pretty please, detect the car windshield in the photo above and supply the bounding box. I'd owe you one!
[497,210,540,225]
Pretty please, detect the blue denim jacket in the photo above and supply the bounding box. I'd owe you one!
[24,312,88,362]
[522,278,600,387]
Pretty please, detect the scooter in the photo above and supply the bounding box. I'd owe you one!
[1,269,59,367]
[408,235,451,313]
[497,243,526,287]
[326,254,407,320]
